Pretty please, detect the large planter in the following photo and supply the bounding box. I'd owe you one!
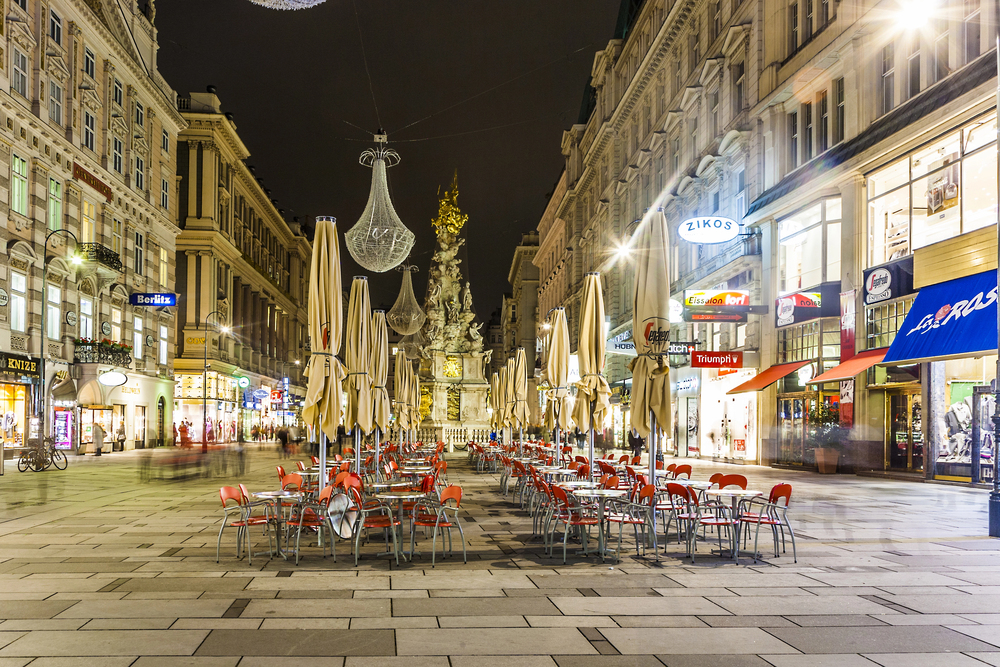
[815,447,840,474]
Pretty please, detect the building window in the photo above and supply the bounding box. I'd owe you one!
[80,200,95,243]
[820,0,829,26]
[160,178,169,209]
[789,0,799,52]
[778,197,842,294]
[804,0,814,38]
[879,42,895,117]
[735,168,746,219]
[964,0,981,64]
[161,130,169,155]
[833,77,845,144]
[159,325,168,365]
[11,154,28,216]
[47,285,61,340]
[49,10,62,45]
[672,136,680,174]
[159,247,168,286]
[83,48,95,79]
[689,19,700,70]
[133,316,143,358]
[135,156,145,190]
[83,112,95,151]
[710,90,719,138]
[14,0,26,9]
[113,79,123,107]
[112,307,122,342]
[80,297,94,339]
[48,179,62,231]
[733,62,745,114]
[109,219,121,258]
[113,137,123,173]
[907,35,921,100]
[788,112,799,169]
[49,81,63,125]
[817,91,829,153]
[933,19,949,83]
[710,0,721,41]
[803,102,813,160]
[10,271,27,333]
[12,49,27,98]
[867,114,998,265]
[134,232,145,275]
[135,101,144,128]
[866,297,914,350]
[689,117,698,157]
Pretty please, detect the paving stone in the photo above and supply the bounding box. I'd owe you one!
[553,658,663,667]
[438,615,528,627]
[195,629,394,656]
[28,659,137,667]
[344,659,448,667]
[0,630,208,656]
[449,659,556,667]
[393,597,560,616]
[708,595,894,616]
[611,616,708,628]
[698,615,796,627]
[258,619,350,630]
[242,599,390,618]
[0,602,77,620]
[116,577,252,592]
[657,656,773,667]
[396,628,598,655]
[236,659,344,667]
[131,659,241,667]
[602,627,796,654]
[551,596,728,616]
[759,656,878,667]
[81,618,176,630]
[55,600,232,619]
[766,625,998,654]
[862,653,991,666]
[527,616,618,627]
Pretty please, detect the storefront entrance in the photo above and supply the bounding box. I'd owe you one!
[778,394,815,465]
[886,390,923,472]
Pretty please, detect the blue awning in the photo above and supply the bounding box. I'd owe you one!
[882,269,998,365]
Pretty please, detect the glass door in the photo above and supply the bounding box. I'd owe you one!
[887,391,922,471]
[778,395,815,464]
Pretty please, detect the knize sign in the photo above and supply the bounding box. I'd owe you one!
[691,351,743,368]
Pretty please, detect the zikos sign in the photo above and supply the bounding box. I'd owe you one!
[678,216,740,244]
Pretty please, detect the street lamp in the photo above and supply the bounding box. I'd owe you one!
[39,229,81,442]
[201,310,229,453]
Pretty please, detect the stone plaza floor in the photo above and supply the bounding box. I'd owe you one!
[0,446,999,666]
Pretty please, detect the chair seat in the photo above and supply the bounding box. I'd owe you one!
[566,516,600,526]
[605,513,645,525]
[741,515,781,525]
[414,518,454,528]
[699,517,738,527]
[363,517,401,528]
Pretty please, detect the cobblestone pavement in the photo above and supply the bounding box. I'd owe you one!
[0,446,999,666]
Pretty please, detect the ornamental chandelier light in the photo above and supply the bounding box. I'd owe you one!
[387,265,426,335]
[345,137,416,273]
[248,0,326,9]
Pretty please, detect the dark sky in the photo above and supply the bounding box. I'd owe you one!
[155,0,621,319]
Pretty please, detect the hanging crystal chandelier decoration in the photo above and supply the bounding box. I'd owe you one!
[387,265,427,335]
[248,0,327,9]
[345,136,415,273]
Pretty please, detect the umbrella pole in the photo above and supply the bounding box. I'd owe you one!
[554,426,560,460]
[588,398,596,480]
[354,428,362,474]
[649,411,658,556]
[374,427,381,482]
[519,427,523,458]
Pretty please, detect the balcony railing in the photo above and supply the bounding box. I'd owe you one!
[73,343,132,368]
[672,232,762,293]
[78,243,123,272]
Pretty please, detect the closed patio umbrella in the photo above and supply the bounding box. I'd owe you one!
[571,272,611,477]
[410,365,421,444]
[490,371,500,436]
[544,308,573,451]
[371,310,391,468]
[393,349,409,444]
[503,356,516,443]
[630,208,673,492]
[512,347,530,455]
[302,216,344,479]
[345,277,373,473]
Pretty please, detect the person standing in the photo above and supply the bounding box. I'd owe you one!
[116,424,126,452]
[93,423,104,457]
[628,428,644,461]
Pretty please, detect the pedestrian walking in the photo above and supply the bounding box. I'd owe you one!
[628,428,644,460]
[277,426,289,458]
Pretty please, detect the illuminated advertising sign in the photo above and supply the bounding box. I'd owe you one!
[684,290,750,307]
[776,292,822,327]
[692,351,744,368]
[678,216,740,244]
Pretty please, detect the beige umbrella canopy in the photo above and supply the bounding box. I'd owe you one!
[393,349,409,437]
[344,277,374,438]
[371,311,391,435]
[630,209,673,441]
[572,272,612,474]
[490,371,500,432]
[512,348,530,431]
[503,357,516,430]
[302,217,345,446]
[410,366,421,441]
[544,308,573,433]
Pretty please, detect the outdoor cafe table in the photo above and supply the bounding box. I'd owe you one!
[703,488,763,560]
[399,466,434,477]
[373,490,429,560]
[367,481,412,492]
[251,490,303,559]
[569,488,627,560]
[554,480,601,490]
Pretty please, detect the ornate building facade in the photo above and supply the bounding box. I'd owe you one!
[0,0,184,454]
[174,90,310,444]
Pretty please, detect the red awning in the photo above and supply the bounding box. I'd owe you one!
[806,348,887,385]
[727,360,810,395]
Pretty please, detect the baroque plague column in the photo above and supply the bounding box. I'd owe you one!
[417,176,490,447]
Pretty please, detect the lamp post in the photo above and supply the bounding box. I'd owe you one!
[202,310,229,454]
[39,229,81,443]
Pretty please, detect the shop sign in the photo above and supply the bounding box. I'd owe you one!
[862,256,914,305]
[237,376,250,388]
[841,290,856,363]
[186,337,206,345]
[0,288,7,307]
[668,342,695,355]
[252,389,269,399]
[129,292,177,307]
[0,352,39,377]
[606,330,636,356]
[678,216,740,244]
[685,309,747,322]
[691,351,743,368]
[675,376,699,393]
[776,292,821,326]
[270,390,283,402]
[73,162,114,201]
[684,290,750,307]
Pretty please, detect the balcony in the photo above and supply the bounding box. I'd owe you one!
[672,232,762,294]
[73,342,132,369]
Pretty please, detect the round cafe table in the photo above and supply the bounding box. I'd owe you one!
[554,480,601,489]
[367,481,412,492]
[703,488,763,560]
[570,488,627,560]
[374,490,429,561]
[251,490,303,559]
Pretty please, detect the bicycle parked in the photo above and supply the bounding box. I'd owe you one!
[17,438,68,472]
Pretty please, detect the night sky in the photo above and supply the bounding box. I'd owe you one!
[155,0,620,319]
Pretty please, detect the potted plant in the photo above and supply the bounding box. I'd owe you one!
[807,402,847,473]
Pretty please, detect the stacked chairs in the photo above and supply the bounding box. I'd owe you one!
[410,485,466,567]
[739,483,797,563]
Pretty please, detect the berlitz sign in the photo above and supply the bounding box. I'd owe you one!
[678,217,740,244]
[691,351,744,368]
[129,293,177,307]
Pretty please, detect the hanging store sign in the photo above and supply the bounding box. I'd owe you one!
[0,352,39,377]
[129,293,177,307]
[668,342,696,355]
[684,290,750,307]
[237,376,250,388]
[606,330,637,356]
[684,308,747,322]
[776,292,822,326]
[252,388,269,399]
[270,390,283,402]
[691,351,744,368]
[862,256,915,305]
[73,162,113,201]
[678,216,740,244]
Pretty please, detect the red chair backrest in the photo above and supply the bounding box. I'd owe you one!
[220,486,243,508]
[567,461,580,471]
[635,474,648,487]
[603,475,619,490]
[550,484,569,508]
[598,474,610,487]
[440,485,462,507]
[296,461,306,471]
[709,472,725,487]
[666,463,677,474]
[769,483,792,506]
[638,483,657,505]
[673,464,692,479]
[719,474,748,490]
[666,482,695,507]
[577,464,590,479]
[334,454,344,462]
[334,471,350,488]
[631,456,641,465]
[276,465,286,481]
[575,456,588,464]
[281,473,303,491]
[618,455,630,464]
[317,485,334,505]
[238,483,253,504]
[311,456,320,465]
[655,460,664,470]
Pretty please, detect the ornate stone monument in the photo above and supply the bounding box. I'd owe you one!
[415,174,490,447]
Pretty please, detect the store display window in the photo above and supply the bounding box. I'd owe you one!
[936,355,995,482]
[701,370,758,461]
[0,384,28,449]
[868,113,998,266]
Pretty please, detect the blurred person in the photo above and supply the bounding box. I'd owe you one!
[628,428,644,461]
[92,423,104,457]
[116,423,126,452]
[277,426,289,458]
